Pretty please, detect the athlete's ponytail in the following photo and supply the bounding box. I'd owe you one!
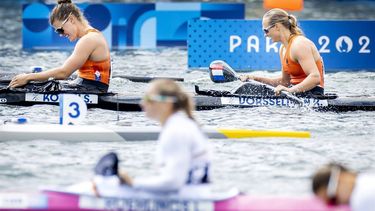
[263,8,303,36]
[151,79,196,121]
[50,0,89,26]
[171,89,195,121]
[287,14,302,35]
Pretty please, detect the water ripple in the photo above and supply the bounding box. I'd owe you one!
[0,2,375,196]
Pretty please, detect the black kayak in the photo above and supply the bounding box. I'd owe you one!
[1,80,374,112]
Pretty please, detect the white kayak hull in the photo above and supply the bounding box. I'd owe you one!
[0,124,311,142]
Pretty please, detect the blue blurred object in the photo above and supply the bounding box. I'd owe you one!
[4,117,29,124]
[31,66,44,73]
[22,2,245,49]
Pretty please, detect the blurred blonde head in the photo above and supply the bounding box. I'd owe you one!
[142,79,195,123]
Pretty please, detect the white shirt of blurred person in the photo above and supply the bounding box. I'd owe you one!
[312,163,375,211]
[86,79,212,198]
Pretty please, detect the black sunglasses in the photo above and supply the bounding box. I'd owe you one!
[263,24,276,34]
[54,13,71,35]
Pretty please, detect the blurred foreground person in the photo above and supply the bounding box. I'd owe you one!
[312,163,375,211]
[76,79,212,198]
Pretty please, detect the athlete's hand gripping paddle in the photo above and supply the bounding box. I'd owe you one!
[208,60,309,109]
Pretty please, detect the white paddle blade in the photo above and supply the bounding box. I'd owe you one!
[209,60,238,83]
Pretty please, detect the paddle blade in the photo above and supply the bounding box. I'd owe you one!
[216,129,311,139]
[113,75,184,83]
[209,60,238,83]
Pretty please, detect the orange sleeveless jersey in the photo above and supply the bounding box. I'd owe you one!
[280,35,324,88]
[78,29,111,85]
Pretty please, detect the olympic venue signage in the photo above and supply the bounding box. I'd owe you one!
[22,3,244,49]
[187,20,375,71]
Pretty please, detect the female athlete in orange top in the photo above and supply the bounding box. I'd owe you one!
[240,8,324,96]
[9,0,111,92]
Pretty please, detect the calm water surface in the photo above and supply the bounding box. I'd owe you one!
[0,2,374,197]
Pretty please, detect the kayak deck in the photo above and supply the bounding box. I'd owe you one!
[1,88,375,112]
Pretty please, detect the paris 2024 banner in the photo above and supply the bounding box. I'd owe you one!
[188,20,375,71]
